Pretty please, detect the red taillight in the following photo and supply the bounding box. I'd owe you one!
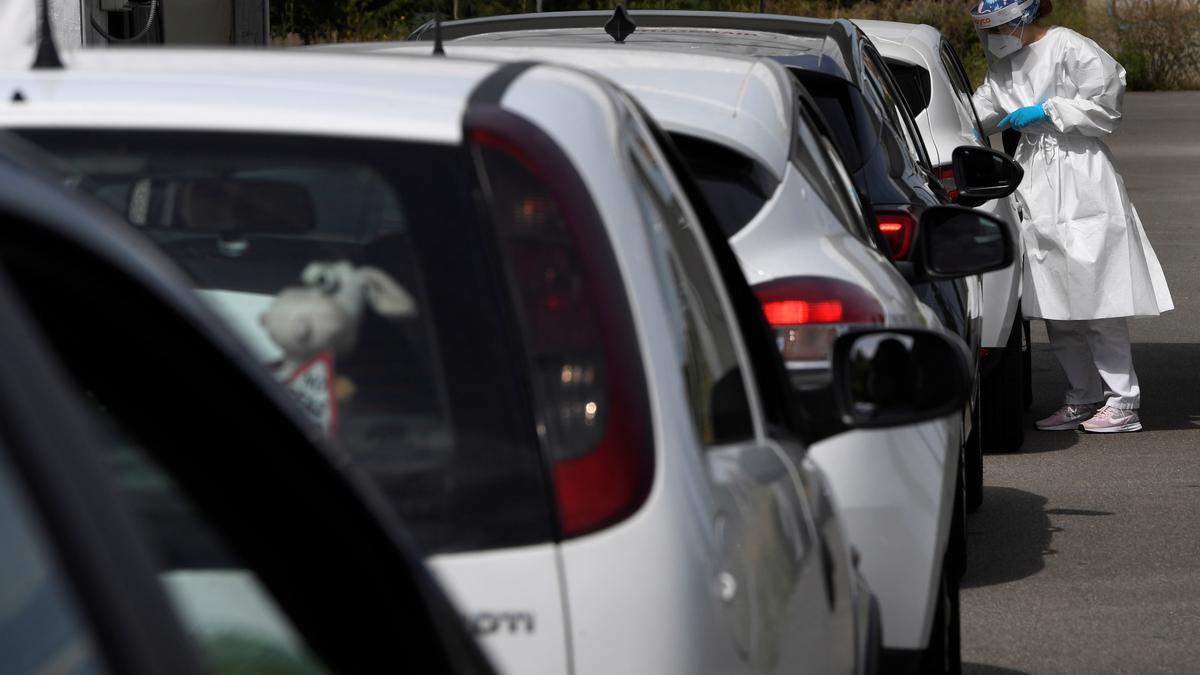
[875,210,916,260]
[762,299,844,325]
[468,109,652,539]
[754,277,885,369]
[936,163,959,201]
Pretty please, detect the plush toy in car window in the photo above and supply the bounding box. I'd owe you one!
[260,260,416,434]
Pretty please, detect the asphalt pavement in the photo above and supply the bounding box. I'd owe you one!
[961,91,1200,674]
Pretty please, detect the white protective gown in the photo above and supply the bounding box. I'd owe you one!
[973,26,1173,320]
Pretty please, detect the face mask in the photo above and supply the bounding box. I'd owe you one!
[987,33,1024,59]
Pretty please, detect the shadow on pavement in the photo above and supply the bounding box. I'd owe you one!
[964,486,1115,589]
[963,486,1053,589]
[964,663,1033,675]
[1010,425,1082,455]
[1130,343,1200,432]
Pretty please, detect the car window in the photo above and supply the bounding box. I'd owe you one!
[791,69,878,173]
[863,49,932,172]
[885,59,933,119]
[627,127,754,445]
[0,446,106,675]
[20,130,554,556]
[666,133,776,239]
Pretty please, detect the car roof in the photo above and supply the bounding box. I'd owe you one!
[853,20,944,55]
[335,41,797,180]
[0,48,503,143]
[410,10,865,84]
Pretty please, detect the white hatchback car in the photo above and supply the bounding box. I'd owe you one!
[341,36,1013,672]
[2,46,980,675]
[856,19,1031,455]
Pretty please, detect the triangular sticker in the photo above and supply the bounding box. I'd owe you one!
[281,352,339,436]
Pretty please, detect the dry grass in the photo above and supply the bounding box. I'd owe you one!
[1107,0,1200,89]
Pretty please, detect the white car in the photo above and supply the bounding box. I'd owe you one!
[0,46,988,675]
[856,19,1031,455]
[338,35,1014,672]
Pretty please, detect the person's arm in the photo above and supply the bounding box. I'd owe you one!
[1043,34,1126,137]
[972,77,1007,135]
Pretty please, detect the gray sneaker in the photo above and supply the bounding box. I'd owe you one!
[1035,403,1098,431]
[1079,406,1142,433]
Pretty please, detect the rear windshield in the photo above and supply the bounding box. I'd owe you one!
[884,60,933,119]
[19,130,555,556]
[789,69,878,173]
[667,132,776,238]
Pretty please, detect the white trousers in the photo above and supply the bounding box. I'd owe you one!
[1044,318,1140,410]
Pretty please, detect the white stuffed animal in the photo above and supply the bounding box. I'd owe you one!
[261,260,417,377]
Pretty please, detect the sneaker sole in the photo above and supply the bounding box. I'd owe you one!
[1080,421,1142,433]
[1036,420,1089,431]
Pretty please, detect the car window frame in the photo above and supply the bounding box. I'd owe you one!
[793,91,883,248]
[0,248,205,675]
[625,100,813,444]
[939,40,994,151]
[622,111,761,447]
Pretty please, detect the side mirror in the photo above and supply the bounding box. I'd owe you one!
[918,205,1013,279]
[831,328,971,429]
[951,145,1023,207]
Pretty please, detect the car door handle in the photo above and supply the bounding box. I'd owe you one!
[717,570,738,603]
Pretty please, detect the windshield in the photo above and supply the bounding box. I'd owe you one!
[19,130,554,556]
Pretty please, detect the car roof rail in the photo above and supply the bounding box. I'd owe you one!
[408,10,867,86]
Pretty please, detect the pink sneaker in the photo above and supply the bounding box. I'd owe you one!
[1035,403,1098,431]
[1080,406,1142,433]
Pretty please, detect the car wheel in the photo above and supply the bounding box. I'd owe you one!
[917,564,962,675]
[981,311,1026,454]
[1022,318,1033,410]
[863,592,883,675]
[948,456,968,578]
[964,400,983,513]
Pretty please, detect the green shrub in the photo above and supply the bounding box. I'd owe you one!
[278,0,1197,90]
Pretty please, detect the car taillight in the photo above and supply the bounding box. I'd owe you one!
[936,163,959,201]
[754,276,885,379]
[467,109,653,539]
[875,210,916,260]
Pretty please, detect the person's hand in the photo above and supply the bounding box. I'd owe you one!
[998,104,1049,131]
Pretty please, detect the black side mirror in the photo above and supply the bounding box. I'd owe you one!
[918,205,1013,279]
[951,145,1023,207]
[832,328,971,429]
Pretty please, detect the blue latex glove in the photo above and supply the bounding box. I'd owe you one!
[998,104,1048,131]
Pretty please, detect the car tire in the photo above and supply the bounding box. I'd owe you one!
[918,563,962,675]
[863,593,883,675]
[948,456,968,578]
[981,311,1026,454]
[1022,318,1033,410]
[964,400,983,513]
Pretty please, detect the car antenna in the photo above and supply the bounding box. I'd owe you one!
[34,0,64,69]
[432,13,445,56]
[605,4,636,43]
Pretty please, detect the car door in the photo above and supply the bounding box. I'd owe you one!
[622,109,839,674]
[863,47,977,352]
[0,155,498,675]
[0,268,206,675]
